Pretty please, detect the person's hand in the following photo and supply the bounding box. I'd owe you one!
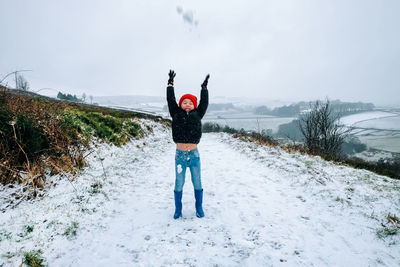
[201,74,210,89]
[168,69,176,86]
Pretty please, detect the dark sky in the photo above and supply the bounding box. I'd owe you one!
[1,0,399,106]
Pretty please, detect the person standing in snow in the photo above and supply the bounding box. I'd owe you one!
[166,69,209,219]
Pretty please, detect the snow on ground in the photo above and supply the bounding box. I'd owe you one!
[340,111,398,126]
[1,119,400,266]
[355,116,400,131]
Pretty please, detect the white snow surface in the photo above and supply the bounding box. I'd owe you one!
[1,119,400,266]
[340,111,398,126]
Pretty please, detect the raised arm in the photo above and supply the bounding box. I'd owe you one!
[197,74,209,119]
[166,70,179,117]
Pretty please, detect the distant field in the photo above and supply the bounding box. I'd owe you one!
[341,111,400,153]
[353,116,400,130]
[358,136,400,153]
[340,111,399,126]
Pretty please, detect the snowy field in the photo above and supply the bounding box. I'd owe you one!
[354,116,400,131]
[1,119,399,266]
[358,136,400,154]
[340,111,400,153]
[340,111,399,126]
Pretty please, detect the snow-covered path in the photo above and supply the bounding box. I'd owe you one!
[1,120,399,266]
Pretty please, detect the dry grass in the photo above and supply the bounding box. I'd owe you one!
[0,91,85,187]
[0,87,168,195]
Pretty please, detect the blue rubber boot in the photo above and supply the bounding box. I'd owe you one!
[174,190,183,219]
[194,189,204,218]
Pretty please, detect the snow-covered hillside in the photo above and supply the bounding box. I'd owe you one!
[1,119,399,266]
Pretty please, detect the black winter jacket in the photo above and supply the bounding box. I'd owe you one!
[166,86,208,144]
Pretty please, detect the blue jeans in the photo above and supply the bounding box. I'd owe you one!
[174,148,202,192]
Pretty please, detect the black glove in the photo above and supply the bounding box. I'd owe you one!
[168,70,176,85]
[201,74,210,89]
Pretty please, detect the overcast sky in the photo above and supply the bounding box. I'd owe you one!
[1,0,399,106]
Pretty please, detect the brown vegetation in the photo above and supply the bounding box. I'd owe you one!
[0,86,169,194]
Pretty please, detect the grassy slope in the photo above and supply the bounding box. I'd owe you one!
[0,86,170,190]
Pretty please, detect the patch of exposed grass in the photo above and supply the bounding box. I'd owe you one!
[26,225,34,233]
[60,108,143,146]
[377,227,398,238]
[23,250,45,267]
[46,220,63,229]
[0,230,12,241]
[377,213,400,239]
[2,251,17,259]
[334,196,351,205]
[17,225,35,238]
[90,181,103,194]
[304,161,313,167]
[63,221,79,237]
[346,187,355,193]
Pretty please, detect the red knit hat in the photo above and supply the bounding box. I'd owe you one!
[179,94,197,109]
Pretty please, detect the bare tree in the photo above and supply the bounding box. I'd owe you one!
[89,95,93,104]
[299,100,348,158]
[16,74,30,91]
[0,70,32,88]
[82,93,87,103]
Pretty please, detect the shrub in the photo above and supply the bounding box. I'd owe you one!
[14,114,48,158]
[202,122,241,134]
[299,100,348,158]
[0,99,13,150]
[126,120,141,137]
[0,113,47,162]
[343,157,400,180]
[202,122,277,146]
[202,122,222,132]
